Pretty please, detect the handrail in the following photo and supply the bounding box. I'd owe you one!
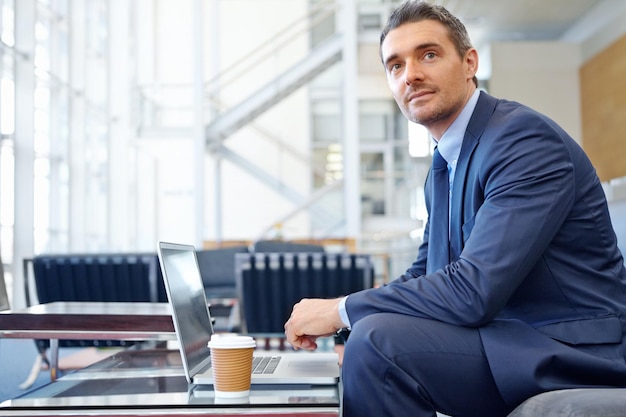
[204,0,338,95]
[256,177,344,240]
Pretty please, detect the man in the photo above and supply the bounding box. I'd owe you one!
[284,1,626,416]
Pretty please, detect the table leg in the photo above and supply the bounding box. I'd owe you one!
[50,339,59,381]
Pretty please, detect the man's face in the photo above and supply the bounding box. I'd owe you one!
[381,20,478,139]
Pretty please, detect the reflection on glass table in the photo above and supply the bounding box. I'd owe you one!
[0,346,340,413]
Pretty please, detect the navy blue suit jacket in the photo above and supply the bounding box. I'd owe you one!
[346,91,626,405]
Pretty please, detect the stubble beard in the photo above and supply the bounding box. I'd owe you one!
[404,95,462,133]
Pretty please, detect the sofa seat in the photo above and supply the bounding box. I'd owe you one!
[507,388,626,417]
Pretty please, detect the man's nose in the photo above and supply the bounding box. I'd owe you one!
[404,61,424,85]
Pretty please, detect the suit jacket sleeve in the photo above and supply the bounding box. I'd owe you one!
[395,221,429,282]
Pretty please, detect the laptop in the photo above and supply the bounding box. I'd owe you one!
[156,241,340,386]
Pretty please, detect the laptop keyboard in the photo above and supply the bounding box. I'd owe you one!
[252,356,281,374]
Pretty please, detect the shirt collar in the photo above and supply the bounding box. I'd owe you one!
[434,89,481,165]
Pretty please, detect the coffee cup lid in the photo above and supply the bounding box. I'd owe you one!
[208,334,256,349]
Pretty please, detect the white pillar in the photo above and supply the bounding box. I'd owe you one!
[108,0,132,250]
[193,0,206,248]
[208,0,222,245]
[69,0,87,251]
[13,0,36,308]
[340,0,361,248]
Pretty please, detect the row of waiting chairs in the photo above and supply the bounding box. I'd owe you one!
[24,253,166,349]
[24,249,374,339]
[20,248,374,385]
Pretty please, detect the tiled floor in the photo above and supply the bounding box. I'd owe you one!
[0,339,120,403]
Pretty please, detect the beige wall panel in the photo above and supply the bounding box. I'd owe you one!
[580,33,626,182]
[490,42,582,144]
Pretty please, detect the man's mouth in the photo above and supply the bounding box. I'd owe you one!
[408,90,434,102]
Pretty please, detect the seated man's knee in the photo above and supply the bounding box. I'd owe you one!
[345,314,472,358]
[345,313,404,357]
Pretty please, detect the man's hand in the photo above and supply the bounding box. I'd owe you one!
[284,298,345,350]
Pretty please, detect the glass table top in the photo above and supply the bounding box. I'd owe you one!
[0,346,340,412]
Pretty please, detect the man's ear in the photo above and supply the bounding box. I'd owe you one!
[465,48,479,80]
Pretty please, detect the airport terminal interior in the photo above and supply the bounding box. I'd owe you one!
[0,0,625,381]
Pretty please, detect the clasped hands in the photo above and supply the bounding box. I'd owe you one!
[284,297,345,350]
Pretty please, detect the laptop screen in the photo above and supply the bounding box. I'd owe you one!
[157,242,214,381]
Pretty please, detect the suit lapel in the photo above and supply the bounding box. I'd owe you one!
[449,92,498,261]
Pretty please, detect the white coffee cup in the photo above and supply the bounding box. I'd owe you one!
[208,335,256,398]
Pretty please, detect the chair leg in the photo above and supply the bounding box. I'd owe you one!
[18,352,45,390]
[19,341,52,390]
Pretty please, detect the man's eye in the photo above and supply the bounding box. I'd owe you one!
[424,52,436,60]
[389,63,401,72]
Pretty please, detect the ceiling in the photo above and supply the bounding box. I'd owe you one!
[360,0,626,78]
[431,0,609,50]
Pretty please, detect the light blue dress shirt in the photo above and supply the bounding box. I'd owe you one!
[338,89,482,329]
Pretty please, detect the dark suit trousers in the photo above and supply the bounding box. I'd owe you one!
[341,314,514,417]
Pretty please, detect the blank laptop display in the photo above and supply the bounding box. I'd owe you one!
[156,241,340,386]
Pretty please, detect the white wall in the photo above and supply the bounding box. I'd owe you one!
[488,41,582,143]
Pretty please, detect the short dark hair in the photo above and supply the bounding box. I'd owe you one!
[380,1,478,86]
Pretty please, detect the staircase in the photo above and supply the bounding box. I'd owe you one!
[202,13,346,235]
[137,0,349,237]
[205,33,343,143]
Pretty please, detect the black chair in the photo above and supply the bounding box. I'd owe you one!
[31,253,166,306]
[29,252,166,348]
[20,252,167,388]
[195,246,249,300]
[235,252,374,337]
[195,246,250,331]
